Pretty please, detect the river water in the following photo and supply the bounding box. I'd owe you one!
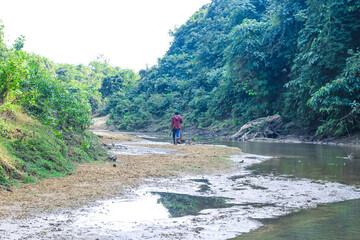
[213,140,360,240]
[218,141,360,186]
[1,134,360,239]
[145,135,360,239]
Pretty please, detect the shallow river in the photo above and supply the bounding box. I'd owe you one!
[1,134,360,239]
[215,140,360,240]
[145,135,360,239]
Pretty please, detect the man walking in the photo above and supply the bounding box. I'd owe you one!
[171,110,183,145]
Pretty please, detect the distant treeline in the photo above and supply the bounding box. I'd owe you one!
[99,0,360,137]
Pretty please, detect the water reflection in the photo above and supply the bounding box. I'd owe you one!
[233,199,360,240]
[76,194,170,231]
[151,192,235,217]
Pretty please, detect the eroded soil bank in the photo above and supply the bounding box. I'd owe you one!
[0,129,238,220]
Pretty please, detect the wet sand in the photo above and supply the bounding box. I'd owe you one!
[0,129,239,220]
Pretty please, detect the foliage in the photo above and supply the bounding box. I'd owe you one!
[0,35,28,104]
[12,35,26,51]
[103,0,270,130]
[14,55,92,132]
[308,50,360,136]
[99,70,138,98]
[101,0,291,130]
[53,56,139,114]
[101,0,360,138]
[284,0,360,129]
[55,57,121,113]
[0,25,107,185]
[106,92,150,130]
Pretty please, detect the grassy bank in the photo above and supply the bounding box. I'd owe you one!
[0,26,109,187]
[0,111,106,186]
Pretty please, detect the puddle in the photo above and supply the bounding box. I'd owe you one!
[75,193,170,231]
[151,192,234,217]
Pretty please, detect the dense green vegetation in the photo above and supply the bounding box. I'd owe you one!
[0,25,127,185]
[0,18,140,185]
[101,0,360,138]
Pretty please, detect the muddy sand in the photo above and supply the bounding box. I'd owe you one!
[0,129,239,220]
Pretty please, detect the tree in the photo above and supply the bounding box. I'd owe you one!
[285,0,360,130]
[308,50,360,136]
[12,35,26,51]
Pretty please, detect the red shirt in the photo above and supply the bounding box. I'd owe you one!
[171,115,183,129]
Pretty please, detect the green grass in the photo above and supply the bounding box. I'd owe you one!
[0,114,107,186]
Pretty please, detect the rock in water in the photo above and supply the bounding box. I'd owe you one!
[231,114,283,141]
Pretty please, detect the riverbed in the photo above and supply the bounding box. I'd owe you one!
[1,132,360,239]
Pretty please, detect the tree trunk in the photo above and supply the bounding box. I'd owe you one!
[230,114,283,141]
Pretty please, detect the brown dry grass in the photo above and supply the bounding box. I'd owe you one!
[0,123,240,220]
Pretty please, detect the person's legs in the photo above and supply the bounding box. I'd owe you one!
[172,129,176,145]
[175,129,180,145]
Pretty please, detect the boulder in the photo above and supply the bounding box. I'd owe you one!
[231,114,283,141]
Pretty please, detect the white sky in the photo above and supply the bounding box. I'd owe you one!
[0,0,210,72]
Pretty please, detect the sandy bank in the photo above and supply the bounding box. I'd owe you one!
[0,130,239,219]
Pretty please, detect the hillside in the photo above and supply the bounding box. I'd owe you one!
[0,26,114,186]
[101,0,360,138]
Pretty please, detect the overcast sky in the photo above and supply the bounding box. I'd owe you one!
[0,0,210,71]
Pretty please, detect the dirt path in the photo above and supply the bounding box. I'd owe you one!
[0,118,239,220]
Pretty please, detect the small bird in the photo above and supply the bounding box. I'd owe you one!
[113,164,117,167]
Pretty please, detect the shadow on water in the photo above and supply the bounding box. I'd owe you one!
[151,192,235,218]
[232,199,360,240]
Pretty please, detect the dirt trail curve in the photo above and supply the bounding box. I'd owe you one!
[0,116,239,220]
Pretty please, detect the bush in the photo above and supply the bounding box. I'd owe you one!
[308,50,360,136]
